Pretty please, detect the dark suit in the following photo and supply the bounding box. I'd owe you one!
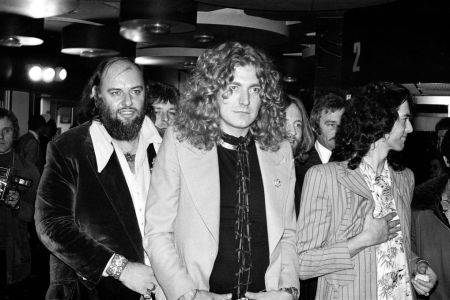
[412,175,450,300]
[16,132,43,172]
[35,123,153,300]
[294,147,321,300]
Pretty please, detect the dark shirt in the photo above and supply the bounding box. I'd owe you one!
[209,135,269,299]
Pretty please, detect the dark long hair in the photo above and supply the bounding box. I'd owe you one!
[333,82,413,171]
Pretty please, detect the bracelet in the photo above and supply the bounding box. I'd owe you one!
[279,287,299,300]
[105,254,128,280]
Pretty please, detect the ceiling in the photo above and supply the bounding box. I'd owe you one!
[2,0,450,98]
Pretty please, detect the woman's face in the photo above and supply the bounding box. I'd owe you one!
[285,103,303,152]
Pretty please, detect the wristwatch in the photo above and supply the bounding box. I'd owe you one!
[279,287,299,300]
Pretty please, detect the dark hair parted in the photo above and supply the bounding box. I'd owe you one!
[174,41,285,151]
[0,108,20,140]
[333,82,413,171]
[435,117,450,132]
[145,81,180,116]
[310,90,346,136]
[77,57,142,122]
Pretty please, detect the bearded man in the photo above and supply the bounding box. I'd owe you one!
[35,57,160,300]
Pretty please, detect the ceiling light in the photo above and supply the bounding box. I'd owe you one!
[120,0,197,42]
[0,13,44,47]
[194,34,215,43]
[0,0,78,18]
[55,67,67,81]
[61,24,134,57]
[42,67,56,82]
[28,66,42,82]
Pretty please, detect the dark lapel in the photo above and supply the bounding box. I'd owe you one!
[336,161,373,200]
[85,134,144,261]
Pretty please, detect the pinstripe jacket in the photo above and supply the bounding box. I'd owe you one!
[297,161,416,300]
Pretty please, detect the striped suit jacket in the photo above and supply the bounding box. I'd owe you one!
[297,161,416,300]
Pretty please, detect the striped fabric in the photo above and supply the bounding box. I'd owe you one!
[297,161,415,300]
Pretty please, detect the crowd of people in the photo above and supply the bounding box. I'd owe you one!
[1,41,448,300]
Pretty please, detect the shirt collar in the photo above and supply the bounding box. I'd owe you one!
[315,140,332,164]
[89,116,161,173]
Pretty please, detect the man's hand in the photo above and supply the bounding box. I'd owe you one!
[118,262,156,296]
[245,290,293,300]
[348,201,401,257]
[411,266,437,297]
[4,190,19,208]
[360,201,401,247]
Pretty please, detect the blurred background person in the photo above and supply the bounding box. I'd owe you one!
[283,94,314,217]
[16,115,46,173]
[145,81,179,137]
[435,117,450,154]
[0,108,40,299]
[412,129,450,300]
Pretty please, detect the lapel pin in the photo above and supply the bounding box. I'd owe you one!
[273,178,281,187]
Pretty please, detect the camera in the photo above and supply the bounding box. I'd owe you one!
[0,166,32,202]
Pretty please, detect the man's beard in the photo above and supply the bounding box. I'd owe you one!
[98,102,145,141]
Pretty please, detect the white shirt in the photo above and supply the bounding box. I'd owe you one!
[90,117,161,268]
[315,140,332,164]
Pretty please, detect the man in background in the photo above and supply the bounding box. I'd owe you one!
[145,81,179,137]
[0,108,40,299]
[16,114,45,172]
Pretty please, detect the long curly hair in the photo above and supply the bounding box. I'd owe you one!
[174,41,285,151]
[333,82,413,171]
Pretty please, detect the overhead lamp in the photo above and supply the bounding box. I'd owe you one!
[55,67,67,81]
[28,66,42,82]
[62,24,135,57]
[42,67,56,82]
[120,0,197,42]
[135,47,204,67]
[0,0,78,18]
[0,13,44,47]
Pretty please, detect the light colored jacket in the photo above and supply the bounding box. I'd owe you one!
[297,161,415,300]
[144,127,299,300]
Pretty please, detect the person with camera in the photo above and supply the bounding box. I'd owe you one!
[0,108,40,299]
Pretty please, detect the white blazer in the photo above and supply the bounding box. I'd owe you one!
[144,127,298,300]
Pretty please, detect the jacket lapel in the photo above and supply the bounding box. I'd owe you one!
[336,162,373,200]
[178,143,220,243]
[256,144,287,256]
[85,136,143,261]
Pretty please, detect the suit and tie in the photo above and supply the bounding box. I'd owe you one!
[144,127,299,300]
[297,161,415,299]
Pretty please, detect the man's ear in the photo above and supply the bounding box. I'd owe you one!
[443,156,450,168]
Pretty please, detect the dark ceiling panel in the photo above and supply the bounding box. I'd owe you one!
[196,0,397,11]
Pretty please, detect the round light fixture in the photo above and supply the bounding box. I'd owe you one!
[42,67,56,82]
[28,66,42,82]
[56,67,67,81]
[0,13,44,47]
